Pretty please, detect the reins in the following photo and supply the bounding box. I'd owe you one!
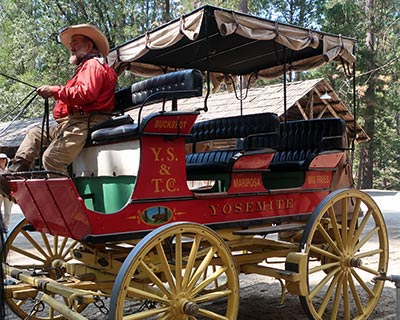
[0,72,39,136]
[0,89,38,137]
[0,72,50,170]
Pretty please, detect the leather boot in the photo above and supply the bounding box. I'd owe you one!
[0,157,31,202]
[8,157,32,172]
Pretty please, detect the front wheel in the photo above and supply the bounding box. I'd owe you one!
[109,222,239,319]
[299,189,388,320]
[3,218,84,320]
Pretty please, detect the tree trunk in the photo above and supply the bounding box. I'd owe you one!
[361,0,376,189]
[238,0,248,13]
[162,0,171,23]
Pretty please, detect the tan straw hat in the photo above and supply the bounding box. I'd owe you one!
[59,24,110,57]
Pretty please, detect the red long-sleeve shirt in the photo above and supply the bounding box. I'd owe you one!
[52,57,117,119]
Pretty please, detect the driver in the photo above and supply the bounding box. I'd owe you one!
[0,24,117,200]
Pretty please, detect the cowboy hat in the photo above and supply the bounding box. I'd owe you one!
[59,24,110,57]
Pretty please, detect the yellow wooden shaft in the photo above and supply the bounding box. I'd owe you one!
[39,293,88,320]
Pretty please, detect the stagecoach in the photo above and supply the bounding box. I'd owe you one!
[1,5,389,320]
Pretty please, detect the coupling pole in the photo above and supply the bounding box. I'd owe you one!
[373,271,400,320]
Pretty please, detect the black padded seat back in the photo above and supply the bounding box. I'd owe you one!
[269,118,346,170]
[186,113,280,175]
[114,69,203,114]
[186,150,241,173]
[280,118,346,151]
[190,112,280,144]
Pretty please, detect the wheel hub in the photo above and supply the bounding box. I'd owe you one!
[183,301,200,316]
[172,292,199,317]
[350,257,362,268]
[340,255,362,270]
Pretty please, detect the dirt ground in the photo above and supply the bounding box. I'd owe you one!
[3,192,400,319]
[4,272,398,319]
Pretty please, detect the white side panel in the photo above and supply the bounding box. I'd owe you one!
[73,140,140,177]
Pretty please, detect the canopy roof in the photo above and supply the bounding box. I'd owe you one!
[108,5,356,80]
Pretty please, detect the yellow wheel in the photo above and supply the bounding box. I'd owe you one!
[109,222,239,319]
[3,218,83,320]
[299,189,389,320]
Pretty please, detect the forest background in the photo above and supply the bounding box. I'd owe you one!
[0,0,399,190]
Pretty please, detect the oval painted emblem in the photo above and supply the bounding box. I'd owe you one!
[141,206,173,225]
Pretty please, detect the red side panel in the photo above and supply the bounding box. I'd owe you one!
[11,178,92,239]
[232,152,274,170]
[133,113,197,200]
[309,152,344,169]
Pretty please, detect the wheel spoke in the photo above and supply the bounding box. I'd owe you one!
[352,209,372,248]
[61,240,79,260]
[341,198,348,251]
[58,236,68,256]
[155,243,176,294]
[198,308,230,320]
[330,273,343,320]
[354,227,380,252]
[317,272,341,317]
[194,288,233,303]
[316,223,341,255]
[20,230,50,260]
[182,235,200,289]
[309,244,340,262]
[41,232,53,257]
[348,198,362,237]
[123,306,169,320]
[9,245,47,263]
[327,207,345,251]
[127,286,169,303]
[309,267,340,299]
[354,248,383,259]
[351,268,375,298]
[53,235,59,256]
[358,264,380,276]
[348,272,364,314]
[191,266,227,296]
[187,246,218,291]
[175,233,183,292]
[343,272,350,319]
[139,261,172,298]
[309,261,340,274]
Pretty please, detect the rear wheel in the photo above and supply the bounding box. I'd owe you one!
[109,222,239,319]
[300,189,388,320]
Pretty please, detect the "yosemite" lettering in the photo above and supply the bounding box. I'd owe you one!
[209,199,294,216]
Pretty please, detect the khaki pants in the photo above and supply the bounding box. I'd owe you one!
[15,113,111,174]
[0,195,13,230]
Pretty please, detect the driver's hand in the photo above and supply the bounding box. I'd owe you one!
[37,85,56,99]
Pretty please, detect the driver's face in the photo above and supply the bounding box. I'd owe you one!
[69,35,93,65]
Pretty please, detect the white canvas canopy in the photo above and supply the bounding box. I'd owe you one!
[108,5,356,84]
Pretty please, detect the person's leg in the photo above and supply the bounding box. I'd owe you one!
[9,125,54,172]
[2,198,12,231]
[43,114,110,174]
[0,197,5,231]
